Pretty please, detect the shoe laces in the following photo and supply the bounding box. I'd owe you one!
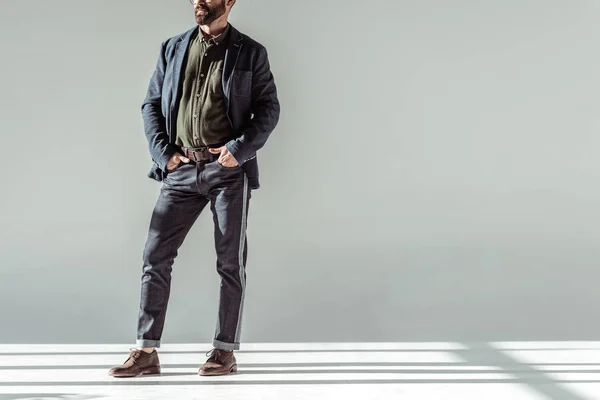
[205,348,216,358]
[127,348,144,364]
[205,348,232,360]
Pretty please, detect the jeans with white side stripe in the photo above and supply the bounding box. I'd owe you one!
[136,158,251,351]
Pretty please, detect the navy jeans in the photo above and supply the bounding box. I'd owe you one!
[136,157,251,351]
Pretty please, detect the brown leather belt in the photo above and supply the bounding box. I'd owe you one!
[180,146,219,162]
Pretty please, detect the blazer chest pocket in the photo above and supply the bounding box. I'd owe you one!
[232,70,252,97]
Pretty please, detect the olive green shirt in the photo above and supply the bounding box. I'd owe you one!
[176,24,232,148]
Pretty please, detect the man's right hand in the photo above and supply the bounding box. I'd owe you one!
[166,152,191,171]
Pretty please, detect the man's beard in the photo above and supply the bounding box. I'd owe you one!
[195,2,226,25]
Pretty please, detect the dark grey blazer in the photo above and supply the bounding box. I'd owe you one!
[142,24,280,190]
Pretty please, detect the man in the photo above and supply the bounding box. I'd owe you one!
[108,0,280,378]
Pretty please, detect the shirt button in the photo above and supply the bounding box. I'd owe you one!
[200,73,205,77]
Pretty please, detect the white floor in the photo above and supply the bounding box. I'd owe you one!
[0,342,598,400]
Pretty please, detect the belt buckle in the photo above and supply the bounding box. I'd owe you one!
[185,149,196,162]
[191,147,209,162]
[200,147,210,161]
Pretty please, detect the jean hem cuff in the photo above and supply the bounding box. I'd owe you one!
[213,339,240,351]
[136,339,161,348]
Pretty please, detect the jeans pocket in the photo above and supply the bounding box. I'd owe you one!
[165,161,188,177]
[217,161,241,170]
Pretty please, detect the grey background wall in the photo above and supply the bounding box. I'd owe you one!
[1,0,599,345]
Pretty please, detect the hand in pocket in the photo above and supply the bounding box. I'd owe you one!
[166,153,190,171]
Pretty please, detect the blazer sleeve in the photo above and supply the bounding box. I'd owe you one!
[141,41,180,172]
[225,47,280,164]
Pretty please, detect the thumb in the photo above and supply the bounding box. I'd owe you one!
[178,154,190,163]
[208,147,223,154]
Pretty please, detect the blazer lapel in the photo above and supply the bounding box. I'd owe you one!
[171,26,197,112]
[223,25,244,101]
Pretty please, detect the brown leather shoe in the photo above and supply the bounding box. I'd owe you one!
[108,348,161,378]
[198,349,238,376]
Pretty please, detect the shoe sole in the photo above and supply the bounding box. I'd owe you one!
[109,366,161,378]
[199,364,238,376]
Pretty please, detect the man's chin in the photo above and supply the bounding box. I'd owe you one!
[195,16,209,25]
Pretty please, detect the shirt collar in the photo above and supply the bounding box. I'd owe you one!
[199,23,230,46]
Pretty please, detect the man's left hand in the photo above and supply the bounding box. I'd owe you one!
[209,146,239,167]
